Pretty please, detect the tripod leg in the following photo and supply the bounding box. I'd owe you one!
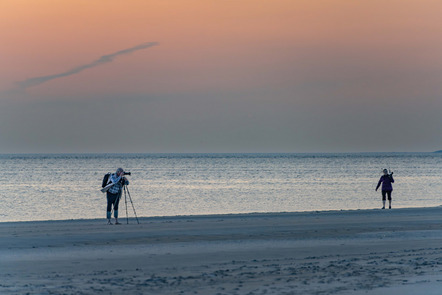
[124,186,129,224]
[125,186,140,224]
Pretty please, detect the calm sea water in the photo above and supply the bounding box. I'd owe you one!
[0,153,441,222]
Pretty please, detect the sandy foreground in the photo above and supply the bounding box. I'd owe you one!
[1,208,442,295]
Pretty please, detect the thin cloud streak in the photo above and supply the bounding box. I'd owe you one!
[16,42,159,89]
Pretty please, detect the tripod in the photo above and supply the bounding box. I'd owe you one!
[122,184,140,224]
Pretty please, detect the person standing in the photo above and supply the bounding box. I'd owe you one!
[376,169,394,209]
[106,168,129,224]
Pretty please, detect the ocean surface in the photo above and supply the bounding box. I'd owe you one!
[1,153,441,222]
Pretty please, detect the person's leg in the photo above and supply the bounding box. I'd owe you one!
[388,191,392,209]
[381,191,386,209]
[106,193,114,224]
[107,193,118,224]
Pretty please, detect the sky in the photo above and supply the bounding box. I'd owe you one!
[1,0,441,153]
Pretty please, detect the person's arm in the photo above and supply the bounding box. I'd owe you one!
[375,177,382,191]
[110,174,122,184]
[389,174,394,183]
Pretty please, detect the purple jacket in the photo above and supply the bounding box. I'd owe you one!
[376,175,394,191]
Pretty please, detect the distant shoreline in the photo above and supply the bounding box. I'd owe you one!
[0,151,438,157]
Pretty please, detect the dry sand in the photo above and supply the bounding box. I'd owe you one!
[2,207,442,294]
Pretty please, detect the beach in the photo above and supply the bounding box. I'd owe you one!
[2,207,442,294]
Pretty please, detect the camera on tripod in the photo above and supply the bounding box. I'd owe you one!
[120,172,131,185]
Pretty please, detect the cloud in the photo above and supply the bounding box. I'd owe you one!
[15,42,159,89]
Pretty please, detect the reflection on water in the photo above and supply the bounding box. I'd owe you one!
[1,153,441,222]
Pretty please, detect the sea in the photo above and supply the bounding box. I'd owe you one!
[0,153,441,222]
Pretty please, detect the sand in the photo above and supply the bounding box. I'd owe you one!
[2,207,442,294]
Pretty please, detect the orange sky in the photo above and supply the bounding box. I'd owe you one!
[1,1,442,152]
[2,0,440,94]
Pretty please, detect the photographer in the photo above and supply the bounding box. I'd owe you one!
[106,168,129,225]
[376,169,394,209]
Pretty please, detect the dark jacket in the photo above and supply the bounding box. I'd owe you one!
[376,175,394,191]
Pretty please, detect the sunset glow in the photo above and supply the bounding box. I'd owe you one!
[1,1,441,152]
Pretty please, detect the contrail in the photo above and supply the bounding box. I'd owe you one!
[16,42,159,89]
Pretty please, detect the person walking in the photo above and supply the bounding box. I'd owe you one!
[376,169,394,209]
[106,168,129,224]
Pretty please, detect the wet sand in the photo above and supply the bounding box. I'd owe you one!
[2,207,442,294]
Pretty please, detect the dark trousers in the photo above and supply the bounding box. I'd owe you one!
[382,190,392,201]
[107,192,121,212]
